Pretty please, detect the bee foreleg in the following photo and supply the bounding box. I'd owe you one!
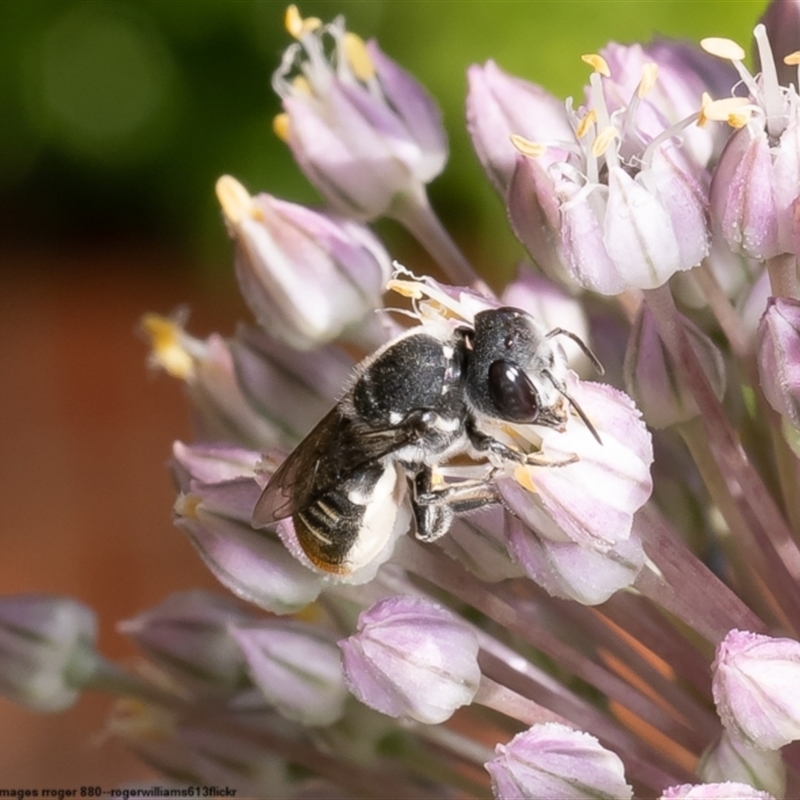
[465,417,525,464]
[411,466,500,542]
[466,417,579,468]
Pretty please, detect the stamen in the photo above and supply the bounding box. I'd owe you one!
[753,23,784,139]
[697,92,713,128]
[513,466,537,493]
[591,126,618,158]
[576,109,598,139]
[343,32,376,81]
[291,75,313,95]
[700,96,753,127]
[141,314,195,381]
[700,37,746,61]
[387,278,425,299]
[509,134,547,158]
[273,113,291,143]
[174,493,202,519]
[784,52,800,65]
[581,53,610,77]
[215,175,256,226]
[285,5,303,37]
[284,5,321,39]
[637,63,659,98]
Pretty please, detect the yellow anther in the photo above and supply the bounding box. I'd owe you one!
[215,175,256,227]
[291,75,313,96]
[285,5,303,38]
[727,110,750,129]
[344,32,376,82]
[700,96,752,128]
[509,134,546,158]
[700,37,745,61]
[174,493,202,520]
[285,5,321,39]
[581,53,610,77]
[513,466,537,493]
[576,109,598,139]
[591,126,618,158]
[785,51,800,66]
[273,112,291,143]
[637,63,659,98]
[387,278,424,299]
[141,314,195,381]
[697,92,713,127]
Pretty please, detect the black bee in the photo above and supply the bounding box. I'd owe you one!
[252,307,601,575]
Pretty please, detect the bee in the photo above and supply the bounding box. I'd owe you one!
[252,306,601,575]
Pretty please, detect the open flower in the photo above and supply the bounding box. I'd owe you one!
[142,313,281,449]
[217,176,392,350]
[506,50,710,293]
[389,271,653,558]
[272,6,447,220]
[705,26,800,259]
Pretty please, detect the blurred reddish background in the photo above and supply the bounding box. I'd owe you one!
[0,244,247,785]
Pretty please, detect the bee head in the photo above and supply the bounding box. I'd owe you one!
[463,307,569,429]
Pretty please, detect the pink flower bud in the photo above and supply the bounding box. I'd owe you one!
[466,60,573,197]
[338,596,481,724]
[699,732,786,799]
[505,515,644,605]
[485,723,633,800]
[171,442,263,488]
[232,621,348,726]
[661,783,776,800]
[217,177,392,350]
[757,296,800,427]
[0,594,98,712]
[624,303,726,429]
[118,591,254,696]
[712,629,800,750]
[173,491,324,615]
[498,381,653,553]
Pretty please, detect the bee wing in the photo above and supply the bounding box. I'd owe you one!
[252,404,430,529]
[252,407,348,527]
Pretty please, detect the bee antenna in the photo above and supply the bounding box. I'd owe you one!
[544,371,603,445]
[546,328,604,375]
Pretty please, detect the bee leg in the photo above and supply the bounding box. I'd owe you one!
[466,418,578,468]
[465,417,527,464]
[411,466,500,542]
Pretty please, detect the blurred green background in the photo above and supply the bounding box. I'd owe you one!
[0,0,768,275]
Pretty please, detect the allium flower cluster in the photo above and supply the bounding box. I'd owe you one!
[7,2,800,798]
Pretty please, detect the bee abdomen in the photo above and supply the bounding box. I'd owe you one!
[294,464,404,575]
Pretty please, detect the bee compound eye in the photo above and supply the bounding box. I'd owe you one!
[488,359,540,423]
